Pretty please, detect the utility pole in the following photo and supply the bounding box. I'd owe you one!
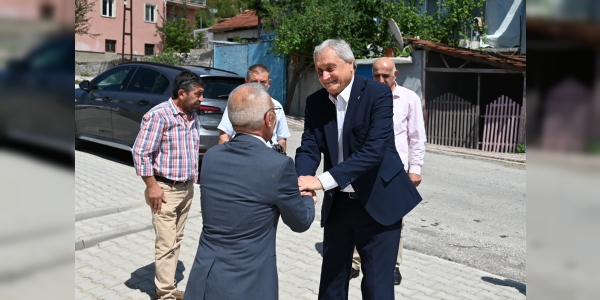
[122,0,133,62]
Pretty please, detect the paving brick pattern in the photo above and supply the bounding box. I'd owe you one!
[75,116,526,299]
[75,212,525,299]
[75,151,148,215]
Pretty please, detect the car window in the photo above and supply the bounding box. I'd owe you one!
[202,77,246,99]
[153,75,170,94]
[126,67,162,93]
[94,67,134,91]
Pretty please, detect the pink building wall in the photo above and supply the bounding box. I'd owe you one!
[75,0,164,56]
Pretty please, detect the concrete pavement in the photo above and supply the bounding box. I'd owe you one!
[75,117,526,299]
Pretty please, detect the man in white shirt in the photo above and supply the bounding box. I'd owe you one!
[350,57,427,285]
[218,63,290,152]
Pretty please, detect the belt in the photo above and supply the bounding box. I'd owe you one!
[155,175,190,185]
[336,191,360,200]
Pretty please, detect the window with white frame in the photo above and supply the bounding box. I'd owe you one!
[145,4,156,22]
[102,0,115,17]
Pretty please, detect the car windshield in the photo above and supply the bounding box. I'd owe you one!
[201,77,244,99]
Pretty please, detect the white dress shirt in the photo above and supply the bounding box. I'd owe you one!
[392,85,426,174]
[246,133,270,147]
[317,77,355,192]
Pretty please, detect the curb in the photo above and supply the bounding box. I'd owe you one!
[75,203,146,222]
[75,224,153,251]
[426,149,526,169]
[405,249,527,293]
[75,214,201,251]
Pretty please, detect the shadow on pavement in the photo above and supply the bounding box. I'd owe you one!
[315,242,323,257]
[125,261,186,299]
[481,276,526,296]
[76,140,134,167]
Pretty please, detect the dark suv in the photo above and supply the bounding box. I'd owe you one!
[75,62,245,159]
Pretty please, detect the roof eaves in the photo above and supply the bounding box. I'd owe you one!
[208,24,259,33]
[406,38,526,71]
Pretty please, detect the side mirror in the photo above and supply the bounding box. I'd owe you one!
[79,80,90,91]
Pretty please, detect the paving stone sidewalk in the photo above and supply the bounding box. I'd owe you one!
[75,117,526,299]
[75,211,525,300]
[75,151,147,215]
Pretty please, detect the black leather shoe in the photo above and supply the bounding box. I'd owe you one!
[394,267,402,285]
[350,268,360,279]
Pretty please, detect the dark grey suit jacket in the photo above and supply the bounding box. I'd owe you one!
[184,133,315,300]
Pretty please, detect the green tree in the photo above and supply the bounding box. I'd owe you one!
[391,0,485,46]
[156,5,203,54]
[262,0,394,113]
[196,8,214,29]
[210,0,244,20]
[75,0,100,38]
[391,1,440,42]
[436,0,486,45]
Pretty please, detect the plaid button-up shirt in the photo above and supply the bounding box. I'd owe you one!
[132,98,200,182]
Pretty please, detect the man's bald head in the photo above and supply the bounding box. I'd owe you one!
[372,57,398,90]
[228,83,272,132]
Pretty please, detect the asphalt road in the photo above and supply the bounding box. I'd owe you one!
[285,121,526,283]
[404,151,526,283]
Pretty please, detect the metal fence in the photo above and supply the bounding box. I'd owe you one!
[425,93,478,149]
[482,96,523,153]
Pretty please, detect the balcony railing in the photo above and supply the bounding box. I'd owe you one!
[166,0,206,7]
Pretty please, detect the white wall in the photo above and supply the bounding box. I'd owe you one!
[212,28,258,41]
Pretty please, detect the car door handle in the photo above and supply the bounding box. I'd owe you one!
[102,97,113,102]
[138,100,150,105]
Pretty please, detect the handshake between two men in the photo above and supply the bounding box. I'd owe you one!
[298,175,322,204]
[183,38,423,300]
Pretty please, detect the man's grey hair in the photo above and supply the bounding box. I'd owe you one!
[228,83,271,131]
[314,39,356,69]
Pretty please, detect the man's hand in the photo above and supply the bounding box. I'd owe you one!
[218,130,231,145]
[408,173,422,187]
[298,176,323,192]
[147,184,166,213]
[301,190,318,205]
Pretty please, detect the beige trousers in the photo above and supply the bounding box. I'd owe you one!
[352,218,405,269]
[145,180,194,300]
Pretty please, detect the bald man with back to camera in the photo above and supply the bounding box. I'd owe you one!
[184,83,316,300]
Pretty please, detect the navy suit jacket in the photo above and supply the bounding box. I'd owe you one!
[295,74,422,227]
[184,134,315,300]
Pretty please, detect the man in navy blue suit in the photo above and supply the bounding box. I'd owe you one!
[296,39,423,300]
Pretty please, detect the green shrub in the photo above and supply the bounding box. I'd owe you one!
[147,51,181,66]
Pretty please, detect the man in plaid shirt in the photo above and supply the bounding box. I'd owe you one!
[132,70,204,300]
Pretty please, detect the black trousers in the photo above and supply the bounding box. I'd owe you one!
[318,192,402,300]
